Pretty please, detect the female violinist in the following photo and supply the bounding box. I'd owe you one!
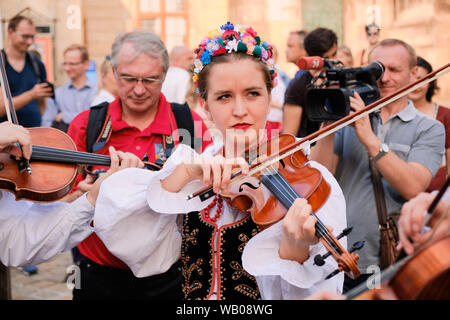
[0,121,144,267]
[93,22,348,300]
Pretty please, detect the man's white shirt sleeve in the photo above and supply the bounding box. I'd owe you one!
[0,191,94,267]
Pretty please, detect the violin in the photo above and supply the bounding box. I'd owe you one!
[344,236,450,300]
[0,50,159,202]
[188,61,450,281]
[191,133,365,280]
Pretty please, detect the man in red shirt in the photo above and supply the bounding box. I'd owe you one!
[67,30,210,299]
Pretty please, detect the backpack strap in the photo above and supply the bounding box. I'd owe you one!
[170,102,201,151]
[26,51,44,83]
[85,101,201,154]
[86,101,110,153]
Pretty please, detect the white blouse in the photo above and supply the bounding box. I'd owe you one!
[0,191,94,267]
[94,143,347,299]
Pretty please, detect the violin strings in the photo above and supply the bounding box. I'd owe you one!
[270,170,342,254]
[269,169,342,253]
[32,146,111,166]
[34,146,110,162]
[32,151,109,165]
[261,166,341,253]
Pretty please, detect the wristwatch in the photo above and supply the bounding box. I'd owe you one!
[371,143,389,162]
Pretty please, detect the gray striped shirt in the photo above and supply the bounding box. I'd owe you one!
[41,79,97,127]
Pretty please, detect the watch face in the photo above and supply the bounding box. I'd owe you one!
[380,143,389,153]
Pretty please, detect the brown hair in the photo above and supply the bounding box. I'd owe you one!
[7,15,33,31]
[370,39,417,69]
[64,44,89,62]
[197,52,273,100]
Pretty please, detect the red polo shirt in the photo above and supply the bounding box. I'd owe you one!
[68,94,211,269]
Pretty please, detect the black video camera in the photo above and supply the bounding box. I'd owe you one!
[305,59,385,121]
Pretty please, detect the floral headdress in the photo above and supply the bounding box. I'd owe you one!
[192,22,277,87]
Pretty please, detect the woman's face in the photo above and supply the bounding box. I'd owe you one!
[203,59,271,156]
[366,26,380,46]
[408,66,429,102]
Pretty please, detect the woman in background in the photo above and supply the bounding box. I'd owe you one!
[408,56,450,192]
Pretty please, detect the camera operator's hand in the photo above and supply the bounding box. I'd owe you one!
[349,92,379,150]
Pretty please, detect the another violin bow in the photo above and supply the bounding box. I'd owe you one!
[425,177,450,224]
[0,51,32,174]
[346,180,450,299]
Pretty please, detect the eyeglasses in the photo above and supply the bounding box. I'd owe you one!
[114,70,163,88]
[62,61,85,67]
[367,32,379,36]
[15,31,35,40]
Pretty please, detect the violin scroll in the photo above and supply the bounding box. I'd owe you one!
[314,225,365,280]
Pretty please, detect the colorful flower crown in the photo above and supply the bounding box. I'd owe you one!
[192,22,277,87]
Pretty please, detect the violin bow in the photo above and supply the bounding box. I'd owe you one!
[0,51,32,174]
[188,62,450,201]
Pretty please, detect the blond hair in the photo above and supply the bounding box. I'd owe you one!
[64,44,89,62]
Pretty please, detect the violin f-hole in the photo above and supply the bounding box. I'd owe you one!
[239,181,260,192]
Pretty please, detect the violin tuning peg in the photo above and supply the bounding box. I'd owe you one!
[314,254,326,266]
[350,241,365,253]
[337,226,353,240]
[314,251,332,266]
[325,268,340,280]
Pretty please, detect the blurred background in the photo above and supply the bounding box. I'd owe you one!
[1,0,449,104]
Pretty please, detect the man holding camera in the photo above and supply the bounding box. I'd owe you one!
[41,44,97,132]
[282,27,337,138]
[0,15,53,127]
[310,39,445,291]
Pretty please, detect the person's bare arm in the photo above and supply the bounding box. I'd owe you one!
[0,83,53,117]
[309,121,339,174]
[350,93,433,200]
[282,104,302,136]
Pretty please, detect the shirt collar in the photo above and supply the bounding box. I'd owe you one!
[376,99,417,124]
[68,79,95,90]
[394,100,417,122]
[110,93,173,136]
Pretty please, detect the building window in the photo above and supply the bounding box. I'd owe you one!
[138,0,188,50]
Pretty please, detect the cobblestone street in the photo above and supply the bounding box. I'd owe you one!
[10,251,73,300]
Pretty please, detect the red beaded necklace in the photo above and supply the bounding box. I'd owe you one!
[202,195,223,223]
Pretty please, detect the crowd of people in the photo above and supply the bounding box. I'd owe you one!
[0,14,448,302]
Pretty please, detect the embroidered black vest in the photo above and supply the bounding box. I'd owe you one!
[181,211,261,300]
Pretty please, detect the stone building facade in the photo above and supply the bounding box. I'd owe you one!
[0,0,448,104]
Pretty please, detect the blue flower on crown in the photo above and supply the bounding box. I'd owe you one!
[201,50,211,65]
[221,22,234,31]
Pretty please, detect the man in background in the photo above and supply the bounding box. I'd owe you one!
[161,45,193,104]
[0,15,53,127]
[310,39,445,291]
[41,44,97,132]
[285,30,308,81]
[282,27,338,138]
